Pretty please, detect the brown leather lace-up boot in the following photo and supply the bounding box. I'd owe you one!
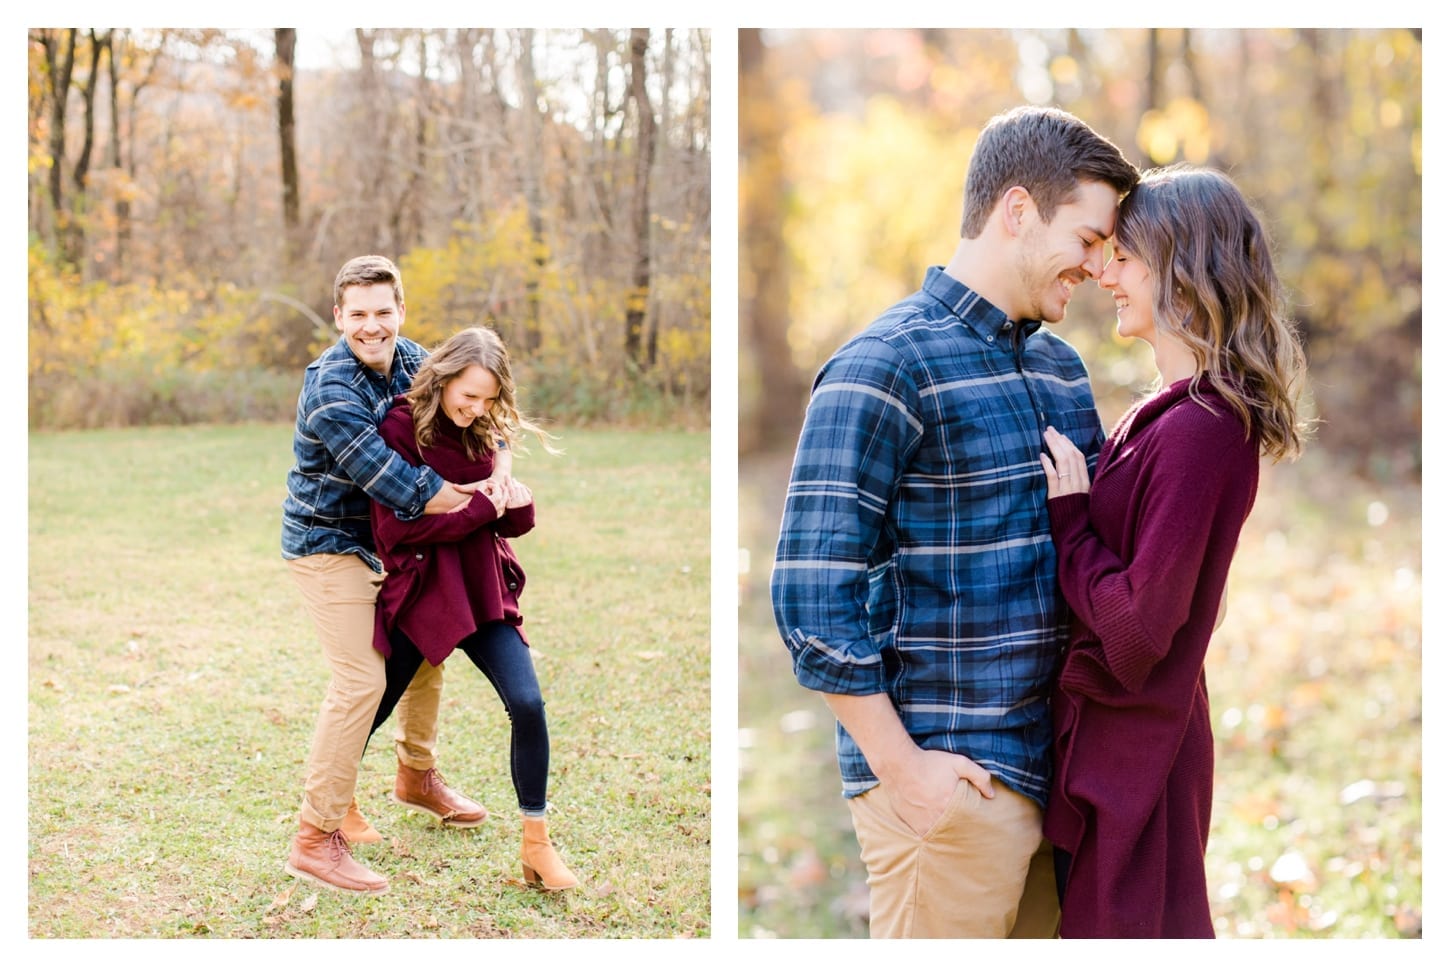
[284,821,389,895]
[392,763,489,827]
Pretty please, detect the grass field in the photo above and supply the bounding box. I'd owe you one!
[28,424,709,939]
[738,446,1422,939]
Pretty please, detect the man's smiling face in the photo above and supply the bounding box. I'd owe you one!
[334,282,404,375]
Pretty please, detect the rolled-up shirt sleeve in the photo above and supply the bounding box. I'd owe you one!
[305,392,442,521]
[771,337,922,696]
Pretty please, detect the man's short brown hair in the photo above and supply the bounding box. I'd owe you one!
[959,106,1139,239]
[333,254,404,307]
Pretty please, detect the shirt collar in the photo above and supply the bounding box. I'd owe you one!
[921,266,1043,345]
[333,335,405,386]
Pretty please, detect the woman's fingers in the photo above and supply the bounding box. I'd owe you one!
[1043,426,1089,495]
[1039,452,1060,498]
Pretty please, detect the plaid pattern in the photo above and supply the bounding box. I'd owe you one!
[772,267,1105,806]
[281,336,442,572]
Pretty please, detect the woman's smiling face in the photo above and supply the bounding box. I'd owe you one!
[442,364,501,428]
[1099,241,1157,344]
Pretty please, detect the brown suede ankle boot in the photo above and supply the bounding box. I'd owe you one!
[392,762,488,827]
[341,798,382,844]
[520,816,579,891]
[285,820,388,895]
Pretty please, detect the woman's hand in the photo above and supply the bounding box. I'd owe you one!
[1040,425,1090,498]
[504,479,533,509]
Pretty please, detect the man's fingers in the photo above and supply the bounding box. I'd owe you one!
[957,759,995,799]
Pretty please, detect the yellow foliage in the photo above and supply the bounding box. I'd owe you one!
[782,96,976,369]
[29,240,256,383]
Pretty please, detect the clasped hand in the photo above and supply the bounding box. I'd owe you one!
[477,476,532,515]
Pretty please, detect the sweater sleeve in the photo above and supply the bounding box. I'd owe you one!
[1047,405,1256,695]
[495,502,535,538]
[369,411,501,555]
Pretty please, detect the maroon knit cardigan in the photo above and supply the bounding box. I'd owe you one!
[370,398,534,666]
[1043,379,1259,938]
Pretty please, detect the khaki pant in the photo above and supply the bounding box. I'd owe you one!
[847,780,1060,938]
[288,553,442,832]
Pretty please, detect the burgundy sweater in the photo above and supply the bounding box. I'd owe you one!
[1043,379,1259,939]
[370,398,534,666]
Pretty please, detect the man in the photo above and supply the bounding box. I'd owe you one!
[281,254,510,895]
[771,106,1138,937]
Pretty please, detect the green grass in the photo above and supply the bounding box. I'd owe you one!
[737,447,1421,939]
[28,424,710,938]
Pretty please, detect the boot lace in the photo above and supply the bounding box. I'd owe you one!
[326,828,354,860]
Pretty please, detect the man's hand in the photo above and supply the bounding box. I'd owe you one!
[422,481,476,515]
[820,691,995,838]
[877,746,995,837]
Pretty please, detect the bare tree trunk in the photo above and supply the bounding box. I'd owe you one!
[275,28,300,263]
[42,29,77,265]
[625,28,657,368]
[450,28,479,224]
[391,31,430,253]
[1145,27,1162,115]
[584,29,620,277]
[515,28,545,354]
[73,31,101,197]
[739,28,807,454]
[105,28,129,276]
[353,29,390,252]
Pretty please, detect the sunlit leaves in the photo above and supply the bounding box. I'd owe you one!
[1135,97,1213,165]
[781,96,975,370]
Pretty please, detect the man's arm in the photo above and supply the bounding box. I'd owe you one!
[306,389,448,520]
[423,481,475,515]
[772,338,991,832]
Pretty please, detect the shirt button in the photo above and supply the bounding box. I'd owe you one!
[987,335,995,344]
[415,552,424,561]
[508,582,518,590]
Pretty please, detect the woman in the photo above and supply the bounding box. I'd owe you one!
[1038,165,1308,937]
[365,326,577,891]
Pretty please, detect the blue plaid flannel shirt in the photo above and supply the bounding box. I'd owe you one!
[281,336,442,572]
[771,267,1105,807]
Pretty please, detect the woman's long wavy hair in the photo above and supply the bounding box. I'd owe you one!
[406,326,559,460]
[1114,165,1309,462]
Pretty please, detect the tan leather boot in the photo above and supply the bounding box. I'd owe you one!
[284,821,388,895]
[520,816,579,891]
[392,763,488,827]
[341,798,382,845]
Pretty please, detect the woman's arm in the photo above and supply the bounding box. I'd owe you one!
[373,489,504,553]
[1040,418,1255,695]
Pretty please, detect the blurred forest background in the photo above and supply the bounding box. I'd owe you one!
[738,28,1422,938]
[27,27,711,429]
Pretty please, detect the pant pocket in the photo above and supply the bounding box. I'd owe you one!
[920,779,979,842]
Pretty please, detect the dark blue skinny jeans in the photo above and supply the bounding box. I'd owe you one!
[369,622,549,812]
